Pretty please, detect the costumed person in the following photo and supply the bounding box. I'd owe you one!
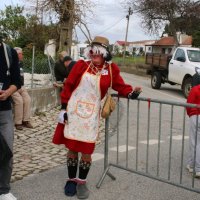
[52,36,142,199]
[186,70,200,177]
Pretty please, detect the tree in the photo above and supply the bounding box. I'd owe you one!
[0,5,26,43]
[0,5,59,55]
[162,24,173,37]
[77,21,92,43]
[124,0,200,46]
[192,30,200,47]
[28,0,94,54]
[18,14,59,52]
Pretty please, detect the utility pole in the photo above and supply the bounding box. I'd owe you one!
[123,7,133,64]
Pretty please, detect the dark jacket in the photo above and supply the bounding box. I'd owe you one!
[19,61,25,86]
[54,60,67,82]
[0,43,21,111]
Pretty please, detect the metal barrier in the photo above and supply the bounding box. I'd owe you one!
[97,95,200,193]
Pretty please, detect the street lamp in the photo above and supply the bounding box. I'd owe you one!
[123,7,133,64]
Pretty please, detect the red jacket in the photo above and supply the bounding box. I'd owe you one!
[61,60,133,105]
[186,85,200,117]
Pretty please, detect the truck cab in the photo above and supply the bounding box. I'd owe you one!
[168,47,200,97]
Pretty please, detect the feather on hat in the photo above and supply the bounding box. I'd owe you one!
[84,36,110,60]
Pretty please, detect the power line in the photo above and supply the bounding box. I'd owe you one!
[95,16,125,35]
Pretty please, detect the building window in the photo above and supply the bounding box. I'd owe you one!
[139,47,143,52]
[168,48,172,54]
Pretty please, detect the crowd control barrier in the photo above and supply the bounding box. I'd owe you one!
[97,95,200,193]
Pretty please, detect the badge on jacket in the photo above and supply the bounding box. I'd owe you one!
[101,69,108,75]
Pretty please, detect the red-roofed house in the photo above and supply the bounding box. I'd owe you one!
[113,40,156,55]
[113,41,130,54]
[151,33,192,54]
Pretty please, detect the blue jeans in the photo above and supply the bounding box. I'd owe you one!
[0,110,14,194]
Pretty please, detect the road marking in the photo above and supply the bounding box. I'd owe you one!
[110,145,136,152]
[92,153,104,161]
[168,135,189,140]
[140,139,164,145]
[93,136,189,162]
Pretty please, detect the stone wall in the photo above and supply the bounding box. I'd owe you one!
[27,87,60,114]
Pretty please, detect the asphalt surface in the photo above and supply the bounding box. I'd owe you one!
[11,73,200,200]
[11,129,200,200]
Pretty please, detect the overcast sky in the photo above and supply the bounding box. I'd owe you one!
[0,0,160,44]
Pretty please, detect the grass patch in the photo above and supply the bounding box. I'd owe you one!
[112,56,149,77]
[112,56,145,66]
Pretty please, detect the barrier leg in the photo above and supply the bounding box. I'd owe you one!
[96,166,116,188]
[96,118,116,188]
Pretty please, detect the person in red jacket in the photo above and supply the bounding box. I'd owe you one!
[186,71,200,177]
[53,36,141,199]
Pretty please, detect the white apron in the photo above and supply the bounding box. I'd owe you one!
[64,69,101,143]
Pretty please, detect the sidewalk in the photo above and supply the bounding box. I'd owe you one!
[12,107,63,182]
[12,107,105,182]
[11,108,200,200]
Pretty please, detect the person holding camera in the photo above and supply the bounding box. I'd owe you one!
[0,40,21,200]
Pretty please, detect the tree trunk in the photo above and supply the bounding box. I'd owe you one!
[59,0,74,55]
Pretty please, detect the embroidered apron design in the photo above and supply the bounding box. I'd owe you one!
[64,70,101,143]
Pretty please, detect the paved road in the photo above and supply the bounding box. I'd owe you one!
[11,73,200,200]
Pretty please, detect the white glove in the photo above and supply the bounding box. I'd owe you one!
[58,110,67,124]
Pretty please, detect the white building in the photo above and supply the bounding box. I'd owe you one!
[71,43,89,61]
[113,40,156,55]
[129,40,156,55]
[113,41,130,54]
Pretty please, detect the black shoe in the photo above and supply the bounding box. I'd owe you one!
[64,180,77,196]
[15,124,23,130]
[76,183,89,199]
[22,121,33,128]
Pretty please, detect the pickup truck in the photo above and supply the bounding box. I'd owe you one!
[145,47,200,98]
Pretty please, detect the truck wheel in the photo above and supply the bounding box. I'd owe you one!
[183,77,192,98]
[151,72,162,89]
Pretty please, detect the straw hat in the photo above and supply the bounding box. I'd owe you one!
[91,36,109,49]
[83,35,112,61]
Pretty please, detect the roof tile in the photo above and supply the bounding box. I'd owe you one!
[151,36,192,46]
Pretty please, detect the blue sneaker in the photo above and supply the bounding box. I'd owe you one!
[64,180,77,196]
